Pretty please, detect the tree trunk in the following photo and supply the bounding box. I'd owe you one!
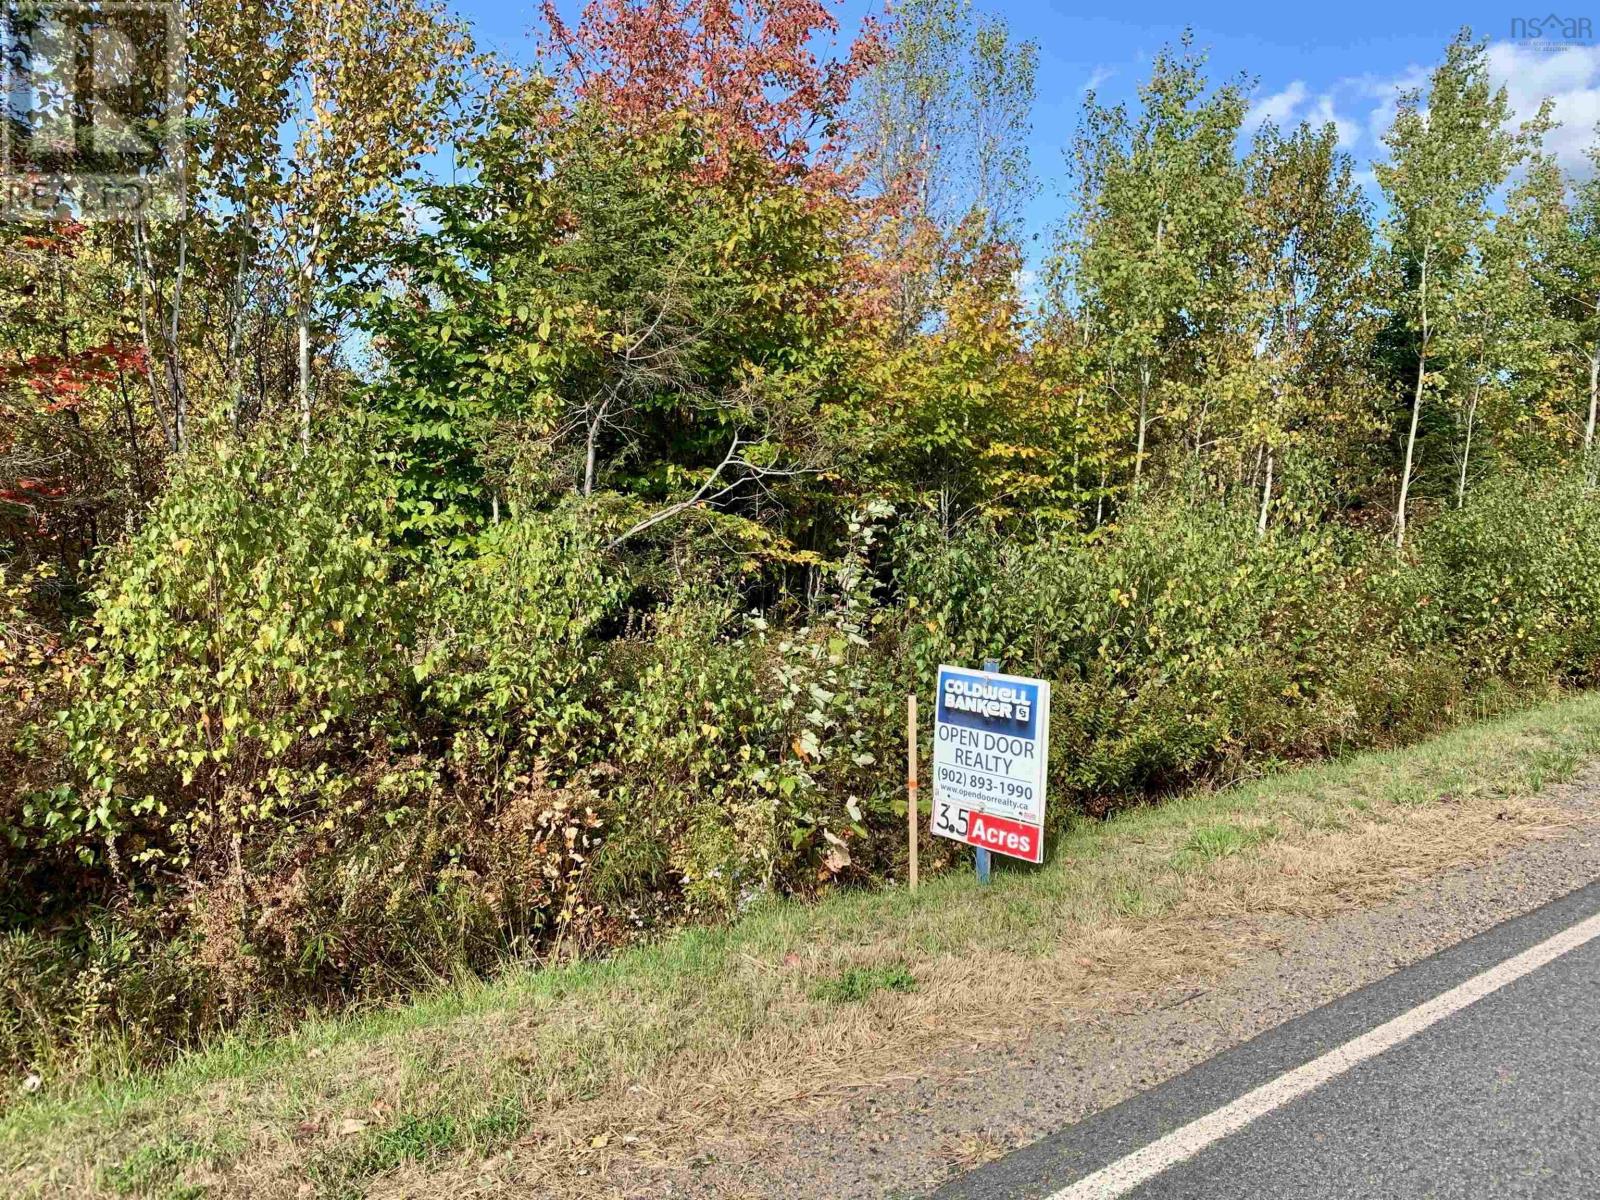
[226,216,253,428]
[1398,252,1429,550]
[167,225,188,448]
[297,315,311,449]
[584,394,613,497]
[132,220,176,452]
[1395,350,1420,553]
[1257,447,1274,537]
[1457,385,1479,510]
[1133,363,1150,496]
[296,224,322,450]
[1586,342,1598,455]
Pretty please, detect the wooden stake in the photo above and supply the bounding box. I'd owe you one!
[907,693,919,894]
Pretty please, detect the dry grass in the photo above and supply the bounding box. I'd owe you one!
[7,692,1600,1200]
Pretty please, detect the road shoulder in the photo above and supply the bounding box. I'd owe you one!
[654,766,1600,1200]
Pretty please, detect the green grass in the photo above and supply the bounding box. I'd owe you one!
[7,689,1600,1198]
[99,1134,217,1197]
[810,962,918,1003]
[1173,820,1277,868]
[305,1098,528,1196]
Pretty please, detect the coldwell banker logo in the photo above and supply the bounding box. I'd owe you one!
[1511,13,1596,47]
[1,1,186,221]
[941,675,1035,726]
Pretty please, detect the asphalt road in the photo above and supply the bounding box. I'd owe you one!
[934,881,1600,1200]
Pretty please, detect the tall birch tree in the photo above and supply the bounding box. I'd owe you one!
[1243,119,1375,531]
[1376,30,1539,546]
[1066,34,1247,496]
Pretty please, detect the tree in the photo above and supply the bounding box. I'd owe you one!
[0,223,151,582]
[1576,153,1600,460]
[1534,140,1600,470]
[1242,120,1376,530]
[541,0,876,191]
[1376,30,1544,545]
[267,0,474,444]
[854,0,1037,334]
[360,81,871,558]
[1064,34,1248,498]
[1438,158,1565,505]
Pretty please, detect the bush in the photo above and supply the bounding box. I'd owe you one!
[42,424,412,876]
[893,497,1379,808]
[1,563,87,922]
[413,505,907,917]
[1408,473,1600,686]
[598,570,900,913]
[889,479,1600,819]
[413,506,626,758]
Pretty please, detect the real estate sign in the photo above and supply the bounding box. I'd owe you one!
[930,665,1050,864]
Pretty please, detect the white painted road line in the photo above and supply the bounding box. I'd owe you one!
[1049,908,1600,1200]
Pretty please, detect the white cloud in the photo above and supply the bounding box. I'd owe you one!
[1352,65,1430,153]
[1016,267,1042,307]
[1081,65,1116,95]
[1305,92,1360,150]
[1241,81,1359,150]
[1343,43,1600,177]
[1193,38,1600,193]
[1244,80,1308,133]
[1485,40,1600,173]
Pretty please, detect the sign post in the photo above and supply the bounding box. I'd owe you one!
[974,658,1001,884]
[930,659,1051,879]
[907,693,919,894]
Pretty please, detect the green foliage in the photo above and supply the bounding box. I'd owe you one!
[597,509,903,911]
[16,15,1600,1094]
[1404,473,1600,683]
[41,422,409,873]
[414,507,626,752]
[1062,33,1250,497]
[892,479,1599,816]
[358,90,863,557]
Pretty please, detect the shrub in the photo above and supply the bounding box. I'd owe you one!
[892,496,1388,809]
[589,509,905,913]
[1408,474,1600,686]
[1,563,87,922]
[0,425,440,1070]
[413,506,626,759]
[40,423,412,877]
[9,463,1600,1081]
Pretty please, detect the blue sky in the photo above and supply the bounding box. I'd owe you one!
[450,0,1600,251]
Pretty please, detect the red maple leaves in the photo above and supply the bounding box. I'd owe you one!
[541,0,880,188]
[2,336,145,537]
[10,343,148,414]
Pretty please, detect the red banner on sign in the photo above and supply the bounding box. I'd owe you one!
[959,810,1043,864]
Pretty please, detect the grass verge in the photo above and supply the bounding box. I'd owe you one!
[8,690,1600,1198]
